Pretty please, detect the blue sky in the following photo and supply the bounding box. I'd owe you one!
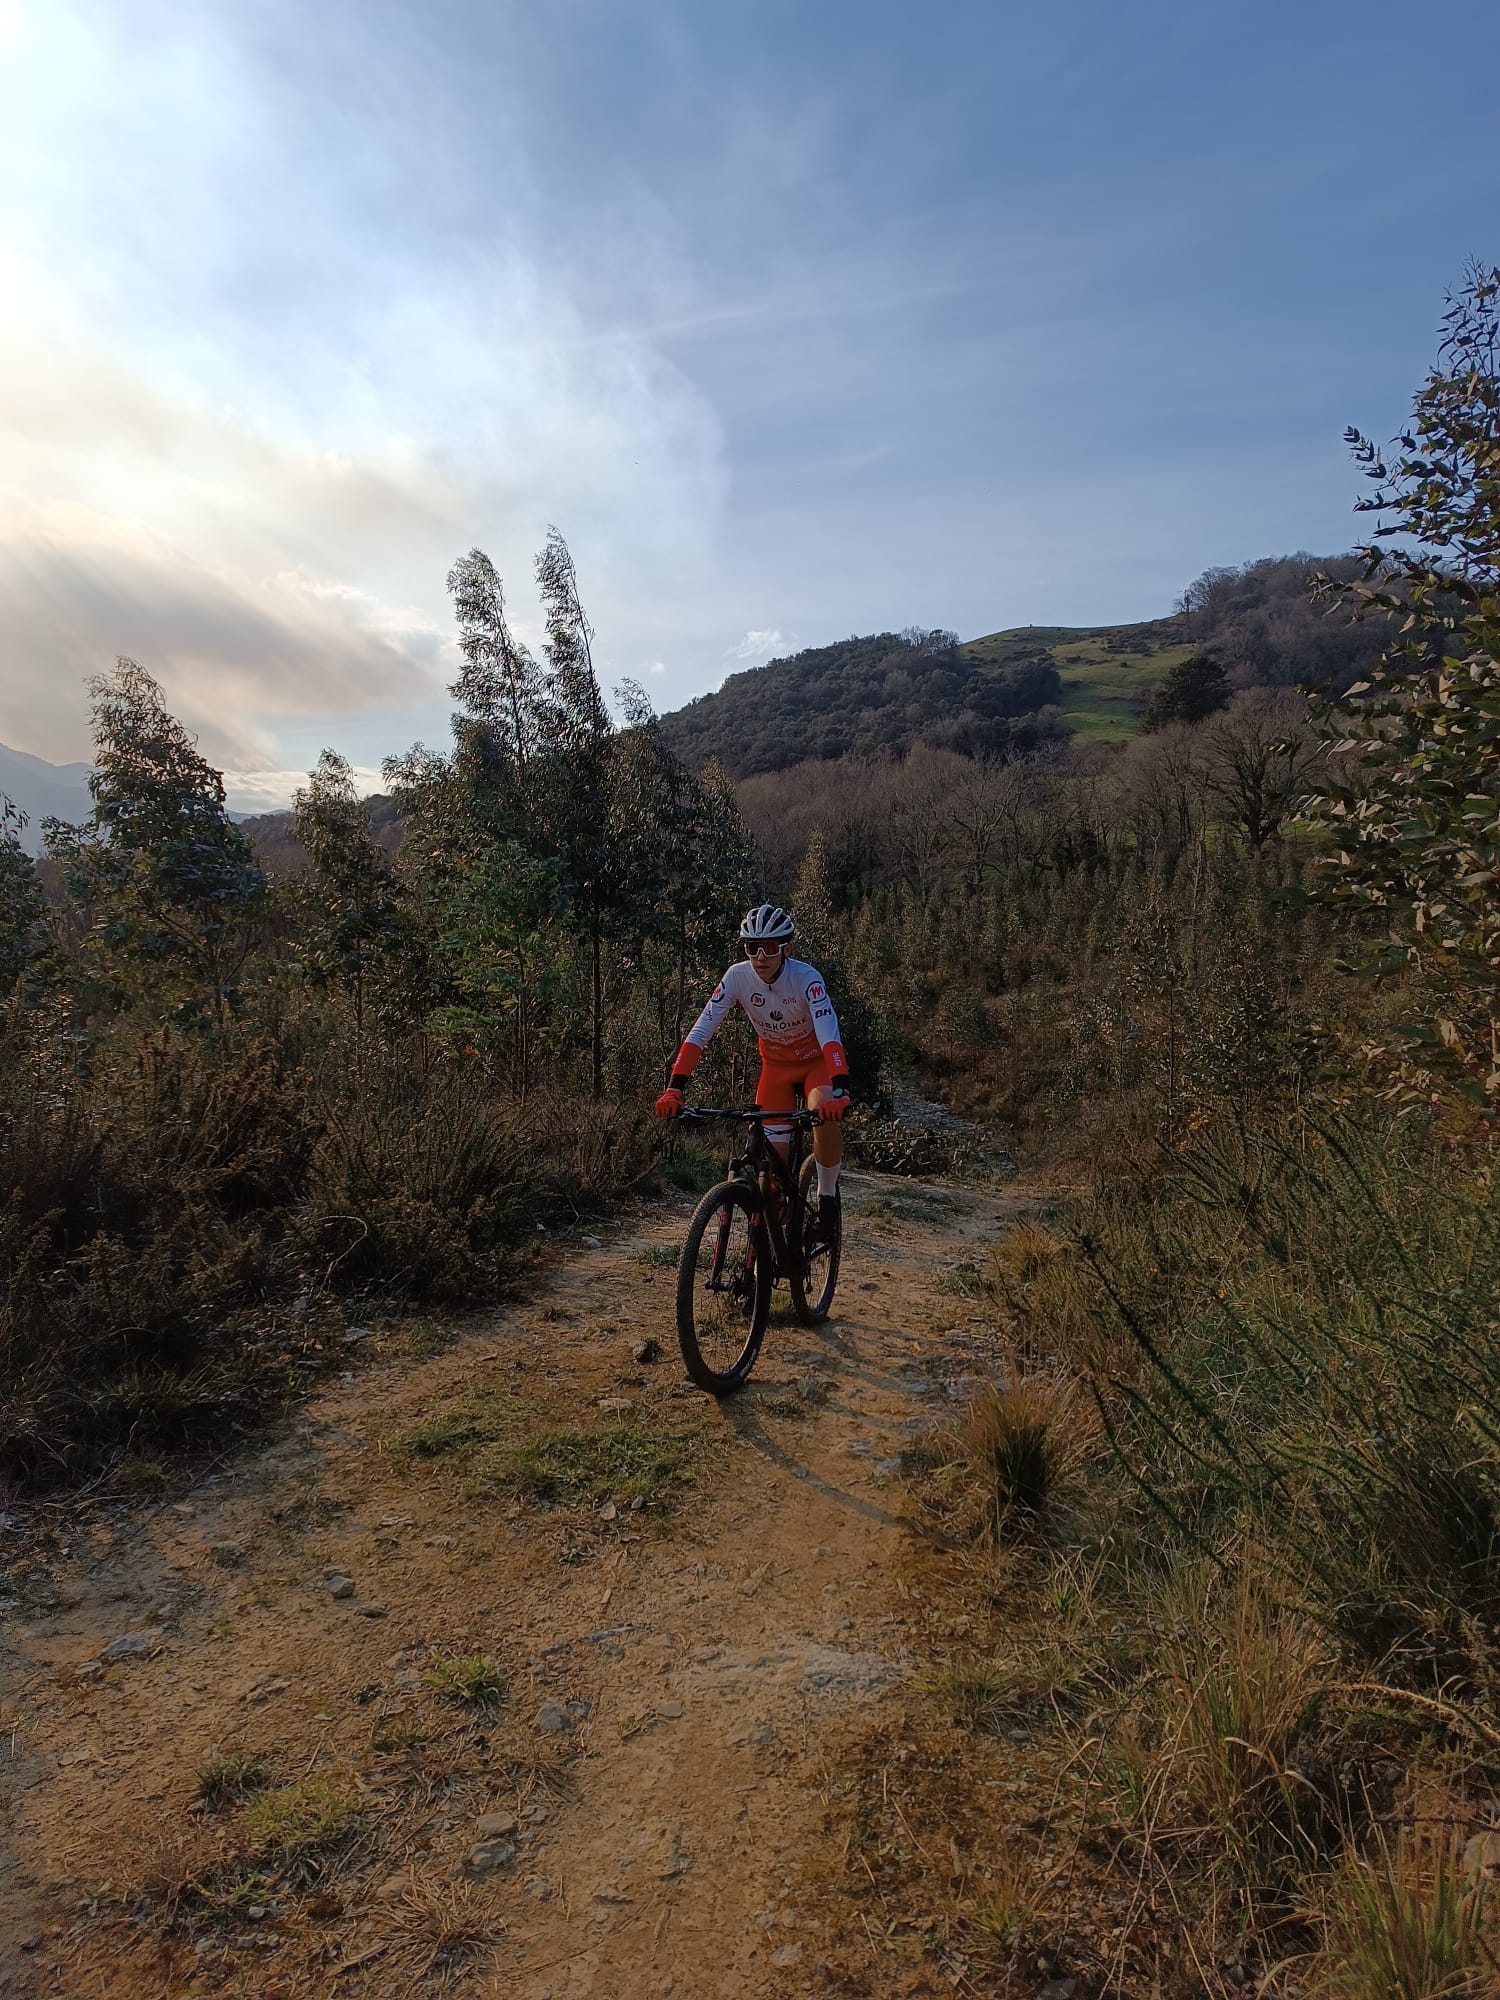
[1,0,1496,804]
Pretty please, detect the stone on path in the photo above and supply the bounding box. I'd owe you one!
[799,1646,898,1698]
[101,1631,157,1662]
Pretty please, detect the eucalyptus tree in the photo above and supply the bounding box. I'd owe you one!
[290,751,406,1042]
[45,659,265,1022]
[0,794,47,993]
[1308,263,1500,1111]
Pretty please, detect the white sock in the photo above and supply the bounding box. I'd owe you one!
[816,1161,839,1199]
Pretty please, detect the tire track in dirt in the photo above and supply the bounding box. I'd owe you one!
[0,1171,1022,2000]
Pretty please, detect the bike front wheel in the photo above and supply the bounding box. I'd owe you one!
[788,1154,841,1325]
[676,1180,771,1394]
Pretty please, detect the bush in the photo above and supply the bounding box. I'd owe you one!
[0,1001,654,1489]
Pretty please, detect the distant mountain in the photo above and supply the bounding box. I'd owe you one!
[0,743,95,854]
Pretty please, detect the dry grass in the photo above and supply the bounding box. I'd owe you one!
[1310,1832,1496,1998]
[367,1877,509,1988]
[949,1370,1096,1537]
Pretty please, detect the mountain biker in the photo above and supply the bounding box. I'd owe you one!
[653,904,850,1242]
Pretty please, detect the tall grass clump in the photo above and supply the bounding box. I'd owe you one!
[1091,1112,1500,1665]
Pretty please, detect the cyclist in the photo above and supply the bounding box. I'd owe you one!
[654,904,850,1242]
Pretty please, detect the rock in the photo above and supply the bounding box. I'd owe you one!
[101,1631,157,1662]
[523,1804,549,1823]
[582,1235,604,1248]
[374,1876,407,1900]
[566,1697,592,1721]
[799,1647,897,1698]
[326,1574,355,1599]
[354,1602,387,1618]
[1037,1982,1078,2000]
[597,1398,633,1416]
[461,1838,517,1876]
[535,1699,572,1733]
[630,1494,645,1512]
[656,1698,685,1720]
[343,1326,373,1343]
[599,1499,618,1521]
[74,1661,103,1684]
[475,1810,519,1840]
[524,1874,553,1901]
[845,1437,871,1456]
[874,1457,902,1476]
[634,1338,662,1364]
[592,1882,632,1905]
[771,1943,803,1968]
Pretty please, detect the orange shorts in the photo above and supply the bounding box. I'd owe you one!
[756,1050,834,1116]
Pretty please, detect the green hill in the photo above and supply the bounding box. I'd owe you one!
[656,628,1069,779]
[960,617,1196,744]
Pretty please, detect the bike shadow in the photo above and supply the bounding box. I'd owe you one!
[718,1400,960,1550]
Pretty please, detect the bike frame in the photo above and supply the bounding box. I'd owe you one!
[678,1106,818,1280]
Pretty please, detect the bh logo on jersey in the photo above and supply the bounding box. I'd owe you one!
[807,983,825,1001]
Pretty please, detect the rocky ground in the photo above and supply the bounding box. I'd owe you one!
[0,1168,1026,2000]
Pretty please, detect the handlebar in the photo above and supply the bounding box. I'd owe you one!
[675,1105,820,1129]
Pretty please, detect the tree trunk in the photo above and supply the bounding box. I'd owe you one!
[591,918,603,1100]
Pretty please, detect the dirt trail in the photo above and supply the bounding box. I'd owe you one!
[0,1171,1020,2000]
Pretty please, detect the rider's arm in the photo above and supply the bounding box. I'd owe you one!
[800,965,851,1093]
[668,968,742,1084]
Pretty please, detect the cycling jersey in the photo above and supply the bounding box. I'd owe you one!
[671,958,849,1084]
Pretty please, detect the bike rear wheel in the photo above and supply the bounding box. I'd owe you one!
[676,1180,771,1393]
[788,1154,841,1325]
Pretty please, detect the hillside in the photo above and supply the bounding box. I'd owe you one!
[960,616,1194,743]
[657,628,1071,779]
[660,555,1395,776]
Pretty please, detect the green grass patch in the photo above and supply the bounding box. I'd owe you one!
[960,621,1197,744]
[422,1650,507,1707]
[241,1780,365,1860]
[492,1420,701,1511]
[637,1242,681,1269]
[195,1748,274,1811]
[395,1387,520,1460]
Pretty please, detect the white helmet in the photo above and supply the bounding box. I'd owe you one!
[739,903,795,945]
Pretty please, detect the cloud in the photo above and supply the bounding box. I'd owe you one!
[228,764,385,815]
[0,6,730,792]
[727,628,788,663]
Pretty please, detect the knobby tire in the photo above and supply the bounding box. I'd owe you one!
[676,1180,770,1394]
[788,1154,841,1325]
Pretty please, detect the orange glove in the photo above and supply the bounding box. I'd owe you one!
[817,1085,850,1124]
[655,1088,684,1120]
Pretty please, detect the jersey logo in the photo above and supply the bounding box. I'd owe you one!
[750,992,764,1007]
[807,982,825,1000]
[769,1010,783,1021]
[711,984,724,1002]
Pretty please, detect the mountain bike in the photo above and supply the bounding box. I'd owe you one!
[671,1107,842,1395]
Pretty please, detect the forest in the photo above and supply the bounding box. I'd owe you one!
[3,265,1500,1993]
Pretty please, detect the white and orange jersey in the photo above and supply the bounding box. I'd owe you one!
[681,958,845,1071]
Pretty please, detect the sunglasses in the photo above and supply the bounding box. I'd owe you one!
[744,940,785,957]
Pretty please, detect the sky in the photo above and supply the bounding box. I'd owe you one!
[1,0,1497,808]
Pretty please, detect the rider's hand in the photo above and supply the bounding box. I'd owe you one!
[654,1088,684,1120]
[817,1087,850,1125]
